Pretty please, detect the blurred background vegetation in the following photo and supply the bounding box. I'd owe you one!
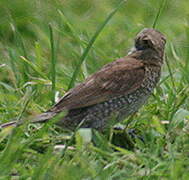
[0,0,189,179]
[0,0,189,112]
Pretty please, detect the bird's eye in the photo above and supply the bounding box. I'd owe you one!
[142,40,151,47]
[143,40,148,45]
[135,37,154,51]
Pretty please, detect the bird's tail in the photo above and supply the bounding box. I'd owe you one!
[0,111,58,129]
[31,111,58,123]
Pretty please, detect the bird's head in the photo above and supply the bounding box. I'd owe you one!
[131,28,166,62]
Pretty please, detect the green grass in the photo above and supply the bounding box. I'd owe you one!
[0,0,189,179]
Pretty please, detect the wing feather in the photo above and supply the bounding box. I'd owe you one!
[50,57,145,112]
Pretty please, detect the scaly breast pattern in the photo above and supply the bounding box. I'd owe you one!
[62,66,161,130]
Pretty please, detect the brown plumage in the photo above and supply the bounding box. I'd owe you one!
[1,28,166,130]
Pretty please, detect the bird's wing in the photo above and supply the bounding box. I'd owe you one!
[49,57,145,112]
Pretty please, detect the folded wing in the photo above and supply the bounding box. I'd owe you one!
[49,57,145,112]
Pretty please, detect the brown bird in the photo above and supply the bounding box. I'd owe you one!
[1,28,166,131]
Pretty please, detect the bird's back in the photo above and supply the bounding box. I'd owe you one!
[57,64,161,130]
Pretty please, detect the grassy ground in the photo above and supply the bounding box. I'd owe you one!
[0,0,189,179]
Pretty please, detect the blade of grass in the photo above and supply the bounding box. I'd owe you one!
[152,0,168,28]
[16,87,33,123]
[20,56,48,79]
[0,82,15,92]
[35,42,43,67]
[0,88,32,175]
[58,10,81,43]
[8,48,19,88]
[59,117,88,160]
[165,54,176,91]
[49,24,56,104]
[11,23,30,82]
[67,0,128,90]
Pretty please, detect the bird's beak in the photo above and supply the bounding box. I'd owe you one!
[128,47,137,55]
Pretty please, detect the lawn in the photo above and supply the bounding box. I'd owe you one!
[0,0,189,179]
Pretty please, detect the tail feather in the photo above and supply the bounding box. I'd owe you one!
[0,111,58,129]
[31,111,58,123]
[0,121,17,128]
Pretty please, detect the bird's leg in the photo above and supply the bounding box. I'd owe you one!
[111,125,144,150]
